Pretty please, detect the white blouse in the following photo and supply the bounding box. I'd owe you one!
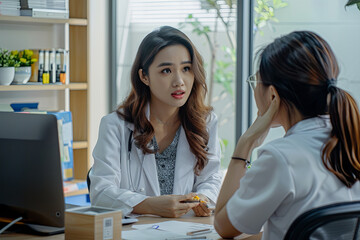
[227,116,360,240]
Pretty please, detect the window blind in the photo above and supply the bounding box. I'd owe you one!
[129,0,236,24]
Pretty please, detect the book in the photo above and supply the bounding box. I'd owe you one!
[20,8,69,19]
[48,111,74,181]
[63,180,87,194]
[29,48,67,84]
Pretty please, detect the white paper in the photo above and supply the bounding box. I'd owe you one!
[125,220,256,240]
[122,228,186,240]
[132,220,214,236]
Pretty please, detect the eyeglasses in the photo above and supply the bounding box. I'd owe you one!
[246,73,258,91]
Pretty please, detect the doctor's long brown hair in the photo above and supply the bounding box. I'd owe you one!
[117,26,212,175]
[259,31,360,187]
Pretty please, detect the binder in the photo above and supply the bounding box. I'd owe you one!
[48,111,74,181]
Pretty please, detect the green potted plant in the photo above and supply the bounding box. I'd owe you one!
[12,49,37,84]
[0,49,20,85]
[346,0,360,10]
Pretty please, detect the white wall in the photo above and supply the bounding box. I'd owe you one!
[88,0,110,165]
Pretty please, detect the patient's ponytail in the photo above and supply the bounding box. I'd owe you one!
[322,83,360,187]
[259,30,360,188]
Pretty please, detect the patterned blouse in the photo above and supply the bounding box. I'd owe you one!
[153,127,181,195]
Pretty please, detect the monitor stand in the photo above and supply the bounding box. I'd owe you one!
[0,221,64,236]
[26,223,64,235]
[0,204,80,236]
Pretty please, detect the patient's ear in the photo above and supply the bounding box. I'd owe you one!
[269,85,280,102]
[138,69,149,86]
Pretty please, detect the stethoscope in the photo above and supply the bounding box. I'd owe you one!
[127,130,145,193]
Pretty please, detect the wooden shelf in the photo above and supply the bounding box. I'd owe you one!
[0,15,68,24]
[0,0,90,181]
[0,15,87,26]
[73,141,88,149]
[69,18,87,26]
[0,84,65,91]
[68,83,88,90]
[64,188,88,197]
[0,83,87,91]
[64,179,88,197]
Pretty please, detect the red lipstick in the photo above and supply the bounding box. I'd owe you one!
[171,90,185,99]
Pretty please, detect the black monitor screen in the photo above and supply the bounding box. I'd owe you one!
[0,112,64,233]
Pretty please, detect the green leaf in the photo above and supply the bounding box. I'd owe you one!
[273,0,288,9]
[358,2,360,10]
[224,0,233,8]
[346,0,360,6]
[200,0,217,10]
[220,138,228,148]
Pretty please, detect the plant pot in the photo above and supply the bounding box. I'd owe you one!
[13,66,32,85]
[0,67,15,85]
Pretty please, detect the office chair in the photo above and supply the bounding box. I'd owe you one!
[284,201,360,240]
[86,167,92,193]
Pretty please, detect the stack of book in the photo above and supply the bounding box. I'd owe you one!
[63,180,88,196]
[28,48,69,84]
[29,0,68,10]
[0,0,20,16]
[20,0,69,19]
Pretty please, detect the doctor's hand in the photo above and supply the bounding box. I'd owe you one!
[133,193,199,218]
[191,193,212,217]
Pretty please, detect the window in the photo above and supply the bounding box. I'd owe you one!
[251,0,360,148]
[112,0,240,168]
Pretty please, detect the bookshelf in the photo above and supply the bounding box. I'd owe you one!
[0,15,87,26]
[0,0,90,192]
[0,83,87,91]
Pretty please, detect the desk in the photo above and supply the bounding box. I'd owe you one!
[1,213,262,240]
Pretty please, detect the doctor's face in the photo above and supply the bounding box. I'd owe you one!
[140,44,194,109]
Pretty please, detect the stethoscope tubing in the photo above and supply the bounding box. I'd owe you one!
[127,130,145,193]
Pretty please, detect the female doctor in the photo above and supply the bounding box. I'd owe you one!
[89,26,222,218]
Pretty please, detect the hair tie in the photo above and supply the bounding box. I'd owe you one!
[326,78,337,93]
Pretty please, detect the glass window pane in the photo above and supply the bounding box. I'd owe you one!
[251,1,360,154]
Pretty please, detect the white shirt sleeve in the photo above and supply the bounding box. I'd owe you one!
[90,114,148,215]
[193,112,222,204]
[226,144,295,234]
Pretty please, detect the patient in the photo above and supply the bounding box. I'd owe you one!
[214,31,360,239]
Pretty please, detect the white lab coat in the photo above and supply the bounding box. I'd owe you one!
[89,109,222,215]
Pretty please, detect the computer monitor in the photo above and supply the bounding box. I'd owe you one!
[0,112,65,235]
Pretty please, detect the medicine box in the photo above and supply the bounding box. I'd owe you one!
[65,206,122,240]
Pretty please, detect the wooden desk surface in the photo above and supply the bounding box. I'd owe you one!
[1,213,262,240]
